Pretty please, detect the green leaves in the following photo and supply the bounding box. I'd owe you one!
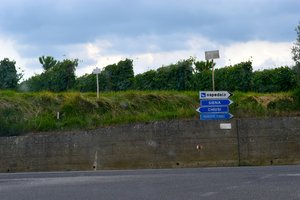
[39,56,58,71]
[252,67,297,92]
[74,59,135,92]
[0,58,22,90]
[24,58,78,92]
[133,59,194,91]
[292,21,300,64]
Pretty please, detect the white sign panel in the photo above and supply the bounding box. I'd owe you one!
[199,91,232,99]
[220,123,232,130]
[92,67,101,74]
[205,50,220,60]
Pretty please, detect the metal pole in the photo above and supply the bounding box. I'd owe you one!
[212,59,215,91]
[96,73,99,99]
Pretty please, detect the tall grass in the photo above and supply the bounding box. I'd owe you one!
[0,90,299,136]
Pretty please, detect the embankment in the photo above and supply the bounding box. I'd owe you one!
[1,117,300,172]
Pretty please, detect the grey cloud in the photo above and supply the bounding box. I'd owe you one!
[0,0,299,61]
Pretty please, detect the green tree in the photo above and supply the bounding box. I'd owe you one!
[292,22,300,86]
[193,60,214,73]
[134,70,157,90]
[252,66,297,92]
[24,58,78,92]
[192,60,215,91]
[0,58,23,89]
[39,56,58,71]
[137,59,194,91]
[45,59,78,92]
[215,61,253,92]
[103,59,134,91]
[74,73,107,92]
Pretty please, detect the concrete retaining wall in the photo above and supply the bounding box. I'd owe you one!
[0,117,300,172]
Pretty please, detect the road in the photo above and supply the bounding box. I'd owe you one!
[0,165,300,200]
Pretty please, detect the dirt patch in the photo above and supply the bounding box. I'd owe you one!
[253,95,292,107]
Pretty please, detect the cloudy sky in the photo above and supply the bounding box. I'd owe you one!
[0,0,299,79]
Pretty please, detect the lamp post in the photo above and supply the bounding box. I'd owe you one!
[92,67,101,99]
[205,50,220,91]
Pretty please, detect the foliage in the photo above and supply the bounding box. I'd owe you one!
[0,58,23,90]
[103,59,134,91]
[134,70,157,90]
[293,62,300,87]
[193,60,214,73]
[39,56,58,71]
[74,73,96,92]
[215,61,253,91]
[292,21,300,65]
[0,90,299,136]
[252,66,297,92]
[292,88,300,109]
[134,59,194,90]
[74,59,134,92]
[192,69,212,91]
[192,61,252,92]
[23,58,78,92]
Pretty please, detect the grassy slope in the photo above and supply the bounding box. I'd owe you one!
[0,90,299,136]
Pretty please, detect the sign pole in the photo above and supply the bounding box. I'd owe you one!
[96,73,99,99]
[92,67,101,99]
[212,59,215,91]
[205,50,219,91]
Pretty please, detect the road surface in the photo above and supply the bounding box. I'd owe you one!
[0,165,300,200]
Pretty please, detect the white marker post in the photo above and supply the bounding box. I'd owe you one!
[205,50,220,91]
[92,67,101,99]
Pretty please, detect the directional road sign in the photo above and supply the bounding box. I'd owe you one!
[200,113,233,120]
[197,106,229,113]
[200,99,233,106]
[200,91,232,99]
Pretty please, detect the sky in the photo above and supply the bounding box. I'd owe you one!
[0,0,299,80]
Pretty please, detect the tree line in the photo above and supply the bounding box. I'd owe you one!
[0,22,299,93]
[0,56,299,93]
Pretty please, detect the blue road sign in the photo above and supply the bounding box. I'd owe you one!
[200,99,233,106]
[200,113,233,120]
[197,106,229,113]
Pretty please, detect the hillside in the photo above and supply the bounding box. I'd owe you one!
[0,90,300,136]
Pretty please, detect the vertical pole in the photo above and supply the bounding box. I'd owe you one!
[96,73,99,99]
[212,59,215,91]
[235,119,241,166]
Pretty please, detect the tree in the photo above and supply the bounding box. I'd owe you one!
[39,56,58,71]
[103,59,134,91]
[192,59,215,91]
[24,58,78,92]
[134,70,157,90]
[292,22,300,86]
[0,58,23,89]
[292,21,300,65]
[193,60,214,73]
[215,61,253,92]
[252,67,297,92]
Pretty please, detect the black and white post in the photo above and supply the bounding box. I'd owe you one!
[92,67,101,99]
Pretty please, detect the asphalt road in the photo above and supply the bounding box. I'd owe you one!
[0,165,300,200]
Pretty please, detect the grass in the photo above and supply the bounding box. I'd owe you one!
[0,90,299,136]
